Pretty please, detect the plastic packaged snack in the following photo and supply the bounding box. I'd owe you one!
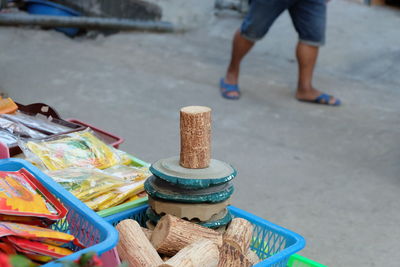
[97,180,145,210]
[0,222,83,247]
[123,191,148,204]
[0,117,47,139]
[84,192,115,211]
[115,149,133,165]
[20,130,121,170]
[0,241,17,255]
[0,169,68,224]
[46,168,125,202]
[103,165,151,182]
[0,215,52,227]
[2,111,71,134]
[5,236,74,260]
[0,130,18,146]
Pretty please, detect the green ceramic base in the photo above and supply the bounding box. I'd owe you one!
[146,207,232,229]
[144,175,234,203]
[150,156,237,189]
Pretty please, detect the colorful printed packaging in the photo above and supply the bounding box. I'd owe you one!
[0,169,67,225]
[103,165,151,182]
[46,168,125,202]
[5,236,74,261]
[0,222,84,248]
[0,241,17,255]
[97,180,145,210]
[20,130,121,171]
[84,193,115,211]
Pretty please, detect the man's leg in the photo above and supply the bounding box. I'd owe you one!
[289,0,340,105]
[223,30,255,98]
[221,0,287,99]
[295,42,338,104]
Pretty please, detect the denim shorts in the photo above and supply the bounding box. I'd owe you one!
[241,0,327,46]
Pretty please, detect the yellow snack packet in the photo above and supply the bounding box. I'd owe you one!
[46,168,125,202]
[84,192,114,211]
[115,149,133,165]
[98,180,145,210]
[21,130,120,171]
[103,165,151,182]
[124,191,148,203]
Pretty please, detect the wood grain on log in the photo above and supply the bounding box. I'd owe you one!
[223,218,253,254]
[245,249,261,265]
[151,214,222,256]
[158,239,219,267]
[116,219,163,267]
[141,227,153,240]
[218,243,252,267]
[180,106,211,169]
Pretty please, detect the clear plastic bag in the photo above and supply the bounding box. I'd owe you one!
[0,130,18,146]
[0,117,47,139]
[1,111,70,134]
[103,165,151,182]
[84,192,115,211]
[19,130,121,170]
[115,149,133,165]
[97,180,145,210]
[1,111,71,134]
[46,168,125,202]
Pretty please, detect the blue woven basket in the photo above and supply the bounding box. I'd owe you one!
[0,159,119,267]
[106,204,305,267]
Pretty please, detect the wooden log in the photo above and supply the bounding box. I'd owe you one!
[141,227,153,240]
[179,106,211,169]
[116,219,163,267]
[151,214,223,256]
[158,239,219,267]
[223,218,253,254]
[146,220,156,230]
[245,249,260,265]
[218,243,252,267]
[161,255,171,261]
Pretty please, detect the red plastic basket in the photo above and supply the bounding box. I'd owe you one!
[66,118,124,148]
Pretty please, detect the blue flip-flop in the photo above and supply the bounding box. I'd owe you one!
[220,78,241,100]
[299,93,341,106]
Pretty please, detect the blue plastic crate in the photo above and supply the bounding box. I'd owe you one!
[106,204,305,267]
[0,159,119,267]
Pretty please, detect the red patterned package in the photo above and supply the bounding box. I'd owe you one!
[0,169,67,225]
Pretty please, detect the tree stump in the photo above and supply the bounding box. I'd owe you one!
[151,214,222,256]
[223,218,253,254]
[159,239,219,267]
[116,219,163,267]
[180,106,211,169]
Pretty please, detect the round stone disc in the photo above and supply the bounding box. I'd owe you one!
[145,207,233,229]
[150,156,237,189]
[149,196,231,221]
[144,175,234,203]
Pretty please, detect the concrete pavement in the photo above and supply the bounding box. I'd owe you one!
[1,0,399,266]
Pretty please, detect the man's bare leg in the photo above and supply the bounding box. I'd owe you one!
[223,30,255,98]
[295,42,338,104]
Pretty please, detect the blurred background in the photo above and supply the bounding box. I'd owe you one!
[1,0,399,266]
